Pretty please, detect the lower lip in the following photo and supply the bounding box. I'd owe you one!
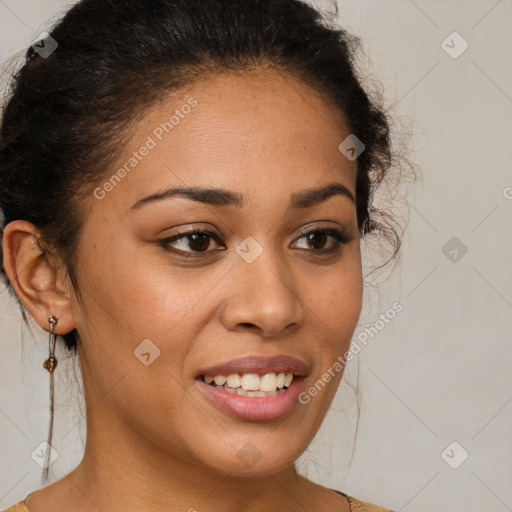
[195,376,306,422]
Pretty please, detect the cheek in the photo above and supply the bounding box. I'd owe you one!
[298,265,362,423]
[72,230,233,405]
[299,249,362,417]
[305,249,363,347]
[75,226,201,336]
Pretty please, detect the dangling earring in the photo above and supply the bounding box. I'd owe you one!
[42,315,58,481]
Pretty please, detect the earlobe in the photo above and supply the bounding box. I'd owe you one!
[2,220,76,334]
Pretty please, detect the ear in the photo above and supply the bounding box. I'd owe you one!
[2,220,77,335]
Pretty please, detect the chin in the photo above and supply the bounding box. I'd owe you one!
[195,441,300,479]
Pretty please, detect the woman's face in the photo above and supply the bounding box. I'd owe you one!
[68,69,363,477]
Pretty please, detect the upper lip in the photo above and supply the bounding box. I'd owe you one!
[197,355,309,377]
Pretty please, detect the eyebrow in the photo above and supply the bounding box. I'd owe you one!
[128,181,355,212]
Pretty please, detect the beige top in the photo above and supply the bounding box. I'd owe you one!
[2,490,395,511]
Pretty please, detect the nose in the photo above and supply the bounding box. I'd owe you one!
[219,249,305,338]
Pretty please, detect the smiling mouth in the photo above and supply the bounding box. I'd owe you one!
[199,372,296,397]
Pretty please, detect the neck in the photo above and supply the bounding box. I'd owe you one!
[63,411,312,512]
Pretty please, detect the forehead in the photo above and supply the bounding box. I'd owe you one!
[89,69,357,213]
[165,69,348,156]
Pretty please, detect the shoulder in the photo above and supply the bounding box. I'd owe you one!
[346,494,395,512]
[1,501,29,512]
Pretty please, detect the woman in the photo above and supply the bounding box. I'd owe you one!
[0,0,407,510]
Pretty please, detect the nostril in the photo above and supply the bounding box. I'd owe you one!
[239,323,258,330]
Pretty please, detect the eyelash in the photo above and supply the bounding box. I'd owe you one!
[157,227,352,258]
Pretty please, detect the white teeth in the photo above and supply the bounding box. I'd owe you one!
[247,390,266,397]
[241,373,260,391]
[226,374,241,388]
[214,375,226,385]
[259,373,277,392]
[203,371,296,395]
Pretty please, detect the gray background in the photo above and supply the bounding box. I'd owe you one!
[1,1,511,510]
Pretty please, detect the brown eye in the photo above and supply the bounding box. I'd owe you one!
[186,232,211,252]
[292,228,351,253]
[158,229,224,256]
[304,231,329,250]
[158,227,351,258]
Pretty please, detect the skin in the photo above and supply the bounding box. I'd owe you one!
[3,68,362,512]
